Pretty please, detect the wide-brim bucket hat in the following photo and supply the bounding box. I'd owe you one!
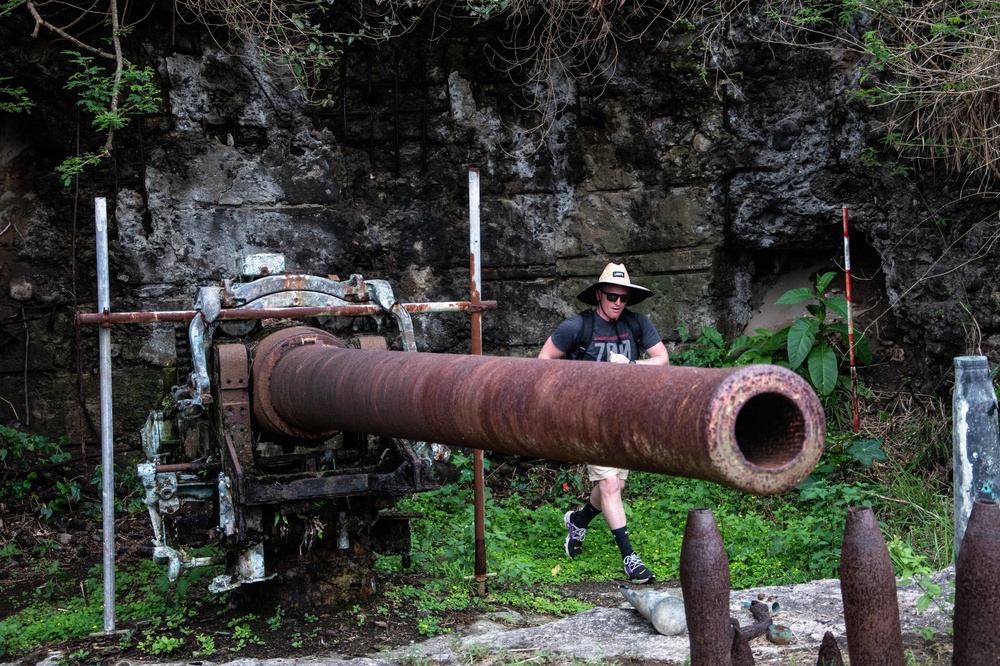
[577,262,652,306]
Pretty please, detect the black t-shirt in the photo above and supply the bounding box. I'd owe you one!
[550,311,661,362]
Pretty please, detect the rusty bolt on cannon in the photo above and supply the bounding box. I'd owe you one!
[840,505,905,665]
[953,498,1000,665]
[251,327,826,494]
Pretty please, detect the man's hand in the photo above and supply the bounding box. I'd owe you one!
[609,352,630,364]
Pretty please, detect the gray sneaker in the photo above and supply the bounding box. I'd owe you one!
[564,511,586,558]
[623,552,654,583]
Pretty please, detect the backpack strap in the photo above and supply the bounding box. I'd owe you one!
[621,310,644,354]
[567,309,595,360]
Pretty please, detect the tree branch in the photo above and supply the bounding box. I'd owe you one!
[26,0,115,59]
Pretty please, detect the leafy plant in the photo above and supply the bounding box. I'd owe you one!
[194,633,217,656]
[57,50,161,185]
[887,536,932,580]
[138,633,184,655]
[912,573,954,618]
[466,0,511,22]
[267,606,285,631]
[417,614,444,637]
[676,271,873,408]
[676,323,737,367]
[773,271,872,395]
[0,76,33,113]
[63,51,161,132]
[227,616,265,652]
[0,426,77,522]
[677,322,785,369]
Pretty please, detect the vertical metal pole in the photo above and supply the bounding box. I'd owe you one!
[953,355,1000,558]
[842,205,860,431]
[469,167,487,593]
[95,197,116,632]
[469,167,482,355]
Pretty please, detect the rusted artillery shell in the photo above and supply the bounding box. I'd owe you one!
[251,326,826,495]
[839,506,904,665]
[816,631,844,666]
[680,508,733,666]
[953,498,1000,665]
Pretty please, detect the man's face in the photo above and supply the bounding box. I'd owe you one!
[597,286,630,320]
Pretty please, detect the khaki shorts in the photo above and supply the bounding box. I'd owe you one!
[587,465,629,482]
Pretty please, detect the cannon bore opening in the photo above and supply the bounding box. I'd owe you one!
[733,393,808,470]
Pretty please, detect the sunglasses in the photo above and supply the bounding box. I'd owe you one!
[598,289,630,303]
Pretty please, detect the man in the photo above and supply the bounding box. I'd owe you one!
[538,263,669,584]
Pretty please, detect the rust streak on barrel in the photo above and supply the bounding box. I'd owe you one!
[252,327,826,495]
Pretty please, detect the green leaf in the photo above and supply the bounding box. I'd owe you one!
[815,271,836,294]
[825,295,849,320]
[787,318,819,369]
[776,287,814,305]
[729,335,754,351]
[806,345,838,395]
[734,349,771,365]
[854,333,872,365]
[701,326,724,347]
[847,438,887,468]
[758,329,788,354]
[825,324,873,366]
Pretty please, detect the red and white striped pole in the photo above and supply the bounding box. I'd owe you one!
[843,205,860,431]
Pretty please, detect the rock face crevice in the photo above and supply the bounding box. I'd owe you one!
[0,10,997,437]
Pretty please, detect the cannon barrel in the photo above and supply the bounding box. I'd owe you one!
[252,327,825,495]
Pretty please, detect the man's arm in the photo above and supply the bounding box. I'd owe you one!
[538,337,566,359]
[637,341,669,366]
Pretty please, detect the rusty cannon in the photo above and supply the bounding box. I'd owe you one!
[254,326,825,496]
[127,261,824,611]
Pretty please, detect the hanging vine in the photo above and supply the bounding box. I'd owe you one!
[751,0,1000,191]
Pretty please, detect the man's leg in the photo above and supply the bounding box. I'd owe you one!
[592,476,626,529]
[600,472,654,584]
[563,465,615,558]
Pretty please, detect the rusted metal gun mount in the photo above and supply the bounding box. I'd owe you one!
[176,271,424,417]
[137,268,470,607]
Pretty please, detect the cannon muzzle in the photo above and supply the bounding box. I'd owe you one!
[253,327,825,495]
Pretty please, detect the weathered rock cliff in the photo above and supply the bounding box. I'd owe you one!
[1,5,998,440]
